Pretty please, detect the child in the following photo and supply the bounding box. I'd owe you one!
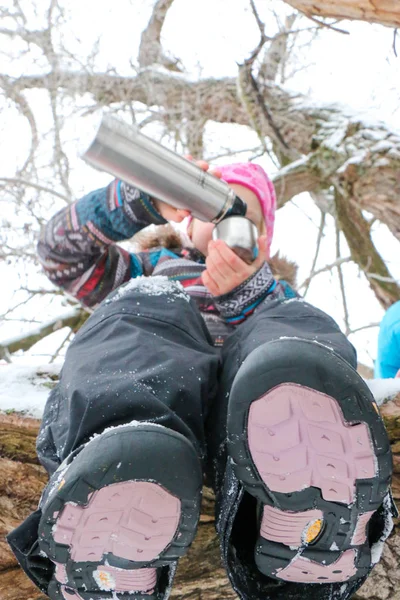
[7,162,396,600]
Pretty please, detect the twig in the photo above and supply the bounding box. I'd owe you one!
[0,293,36,320]
[299,257,352,290]
[18,286,64,296]
[244,0,272,66]
[0,247,38,260]
[2,317,42,323]
[0,177,71,203]
[348,322,381,336]
[248,0,265,37]
[205,146,264,162]
[394,28,398,58]
[0,74,39,175]
[247,71,291,151]
[366,273,399,284]
[291,199,320,226]
[49,328,73,363]
[303,209,326,297]
[243,0,274,68]
[292,10,349,35]
[336,225,350,335]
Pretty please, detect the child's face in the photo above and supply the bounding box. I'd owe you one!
[189,184,265,257]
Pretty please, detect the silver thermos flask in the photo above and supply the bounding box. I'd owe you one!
[80,114,258,262]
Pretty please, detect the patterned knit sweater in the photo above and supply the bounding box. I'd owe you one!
[37,180,297,346]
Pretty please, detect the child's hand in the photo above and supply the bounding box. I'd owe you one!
[201,235,268,297]
[184,156,222,180]
[152,157,221,222]
[152,201,190,222]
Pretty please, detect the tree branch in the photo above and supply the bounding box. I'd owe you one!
[0,307,88,360]
[335,224,350,335]
[303,209,325,296]
[272,156,322,206]
[258,14,298,84]
[0,177,71,203]
[299,256,352,290]
[334,189,400,309]
[138,0,182,71]
[283,0,400,28]
[1,33,400,311]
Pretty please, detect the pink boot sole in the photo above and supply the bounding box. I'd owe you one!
[51,481,180,595]
[227,339,392,584]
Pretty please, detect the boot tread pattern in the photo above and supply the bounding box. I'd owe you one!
[248,384,376,505]
[38,424,202,599]
[53,481,181,563]
[227,339,393,584]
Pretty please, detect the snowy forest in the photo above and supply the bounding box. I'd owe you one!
[1,0,400,598]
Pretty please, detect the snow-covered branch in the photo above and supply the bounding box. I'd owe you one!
[0,307,88,360]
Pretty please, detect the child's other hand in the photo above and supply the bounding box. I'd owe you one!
[201,235,268,297]
[152,157,222,221]
[152,201,190,222]
[184,156,222,179]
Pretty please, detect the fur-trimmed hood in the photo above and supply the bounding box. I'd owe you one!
[133,224,298,289]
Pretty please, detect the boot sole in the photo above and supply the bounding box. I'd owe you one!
[38,424,202,599]
[227,339,392,584]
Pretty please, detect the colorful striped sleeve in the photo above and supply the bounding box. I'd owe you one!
[37,180,167,308]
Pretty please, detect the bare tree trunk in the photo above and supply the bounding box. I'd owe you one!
[284,0,400,28]
[1,395,399,600]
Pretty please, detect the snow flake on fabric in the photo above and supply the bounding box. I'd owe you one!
[105,276,190,303]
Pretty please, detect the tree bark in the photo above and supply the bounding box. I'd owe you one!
[1,394,399,600]
[283,0,400,28]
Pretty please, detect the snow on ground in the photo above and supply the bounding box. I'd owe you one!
[1,359,400,419]
[366,378,400,406]
[0,361,62,418]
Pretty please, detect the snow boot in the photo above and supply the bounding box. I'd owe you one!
[226,338,394,586]
[37,422,202,600]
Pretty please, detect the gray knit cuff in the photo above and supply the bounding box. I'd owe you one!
[213,262,275,321]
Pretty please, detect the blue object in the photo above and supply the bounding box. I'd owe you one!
[375,300,400,378]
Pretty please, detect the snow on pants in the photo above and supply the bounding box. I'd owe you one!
[7,280,357,594]
[35,282,356,478]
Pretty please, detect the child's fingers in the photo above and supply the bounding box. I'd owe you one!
[196,159,210,171]
[210,240,248,278]
[201,269,220,296]
[184,155,221,177]
[204,238,269,297]
[252,235,268,268]
[205,248,231,281]
[209,167,222,179]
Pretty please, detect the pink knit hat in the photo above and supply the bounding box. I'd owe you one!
[218,163,276,252]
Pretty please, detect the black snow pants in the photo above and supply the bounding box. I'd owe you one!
[7,280,360,600]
